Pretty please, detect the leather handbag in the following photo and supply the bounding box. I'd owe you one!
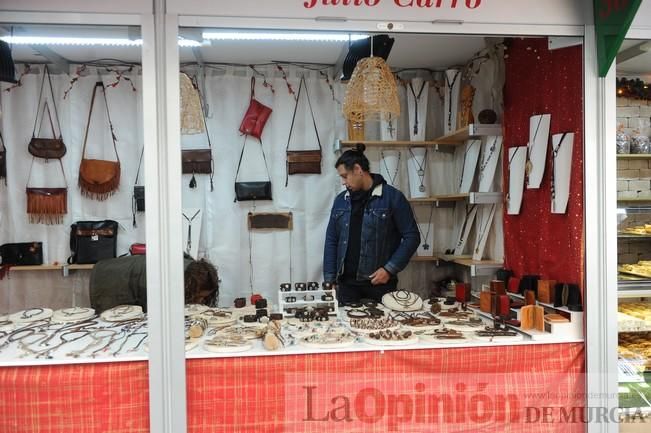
[129,243,146,255]
[285,76,322,186]
[234,136,272,202]
[0,131,6,185]
[132,148,145,227]
[26,158,68,225]
[78,82,121,201]
[181,77,214,190]
[239,76,272,140]
[0,242,43,266]
[28,66,66,160]
[69,220,119,264]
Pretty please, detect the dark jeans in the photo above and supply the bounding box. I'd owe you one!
[336,279,396,304]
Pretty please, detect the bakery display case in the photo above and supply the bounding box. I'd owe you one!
[617,205,651,416]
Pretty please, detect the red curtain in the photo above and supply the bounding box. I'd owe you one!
[503,37,584,288]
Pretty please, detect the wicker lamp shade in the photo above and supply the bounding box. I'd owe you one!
[343,56,400,123]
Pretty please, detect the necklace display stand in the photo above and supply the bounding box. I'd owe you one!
[472,204,497,261]
[527,113,551,189]
[459,139,481,193]
[407,147,429,199]
[444,69,462,135]
[477,136,503,192]
[407,77,429,141]
[453,204,478,256]
[506,146,527,215]
[415,203,435,257]
[551,132,574,214]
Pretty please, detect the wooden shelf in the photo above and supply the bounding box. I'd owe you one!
[409,192,502,205]
[339,140,438,148]
[412,253,503,277]
[338,124,503,150]
[7,264,95,272]
[433,123,502,145]
[617,154,651,159]
[618,198,651,203]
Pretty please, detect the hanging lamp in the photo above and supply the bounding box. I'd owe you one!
[342,36,400,123]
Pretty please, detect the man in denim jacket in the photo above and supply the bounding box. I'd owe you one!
[323,145,420,303]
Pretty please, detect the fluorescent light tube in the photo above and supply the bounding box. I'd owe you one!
[202,31,367,42]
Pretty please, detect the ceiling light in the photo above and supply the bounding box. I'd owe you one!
[0,36,202,47]
[1,36,143,46]
[202,31,368,42]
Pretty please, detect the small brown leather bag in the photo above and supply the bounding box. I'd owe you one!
[285,76,322,186]
[26,158,68,225]
[181,77,214,190]
[28,66,66,160]
[78,82,121,201]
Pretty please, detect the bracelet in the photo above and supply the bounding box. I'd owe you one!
[360,298,377,308]
[286,296,296,303]
[234,298,246,308]
[303,295,315,302]
[347,309,370,319]
[322,282,335,290]
[269,313,283,321]
[255,309,268,318]
[307,282,319,291]
[255,298,268,309]
[345,302,362,309]
[321,294,334,301]
[295,283,307,292]
[242,315,258,323]
[280,283,292,292]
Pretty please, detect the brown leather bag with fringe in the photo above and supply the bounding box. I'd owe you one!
[26,158,68,225]
[78,81,120,201]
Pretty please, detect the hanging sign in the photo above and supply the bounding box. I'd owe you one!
[595,0,642,77]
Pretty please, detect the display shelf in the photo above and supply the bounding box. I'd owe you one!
[617,154,651,159]
[433,123,503,145]
[507,292,576,314]
[618,198,651,203]
[339,140,438,148]
[408,192,502,206]
[7,264,95,271]
[618,234,651,239]
[433,254,503,277]
[279,290,334,295]
[465,305,555,341]
[619,280,651,298]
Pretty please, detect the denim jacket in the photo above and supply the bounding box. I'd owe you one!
[323,179,420,283]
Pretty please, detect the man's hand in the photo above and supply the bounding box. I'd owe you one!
[369,267,391,285]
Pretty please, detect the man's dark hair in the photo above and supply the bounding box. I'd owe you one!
[335,143,370,171]
[184,258,219,306]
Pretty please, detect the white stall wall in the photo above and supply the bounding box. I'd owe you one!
[1,55,502,311]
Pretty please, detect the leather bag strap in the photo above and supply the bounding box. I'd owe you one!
[26,157,68,188]
[81,81,120,162]
[235,136,271,183]
[32,65,62,139]
[285,76,322,153]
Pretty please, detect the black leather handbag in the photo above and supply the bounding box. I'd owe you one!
[0,242,44,266]
[234,136,272,202]
[69,220,119,264]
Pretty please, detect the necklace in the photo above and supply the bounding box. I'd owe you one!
[526,115,545,177]
[380,151,401,186]
[385,116,396,138]
[21,307,45,320]
[445,70,461,131]
[416,203,435,250]
[458,139,479,190]
[551,132,568,212]
[182,209,201,254]
[474,204,495,254]
[390,290,419,307]
[408,148,428,192]
[478,137,499,184]
[409,80,427,135]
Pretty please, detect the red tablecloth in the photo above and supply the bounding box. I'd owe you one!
[0,343,585,433]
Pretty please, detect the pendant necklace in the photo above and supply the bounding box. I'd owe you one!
[409,80,427,135]
[551,132,568,212]
[380,151,401,186]
[408,148,428,192]
[478,137,499,184]
[526,115,545,178]
[445,70,461,131]
[182,210,201,254]
[474,204,496,254]
[416,203,435,250]
[455,204,477,250]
